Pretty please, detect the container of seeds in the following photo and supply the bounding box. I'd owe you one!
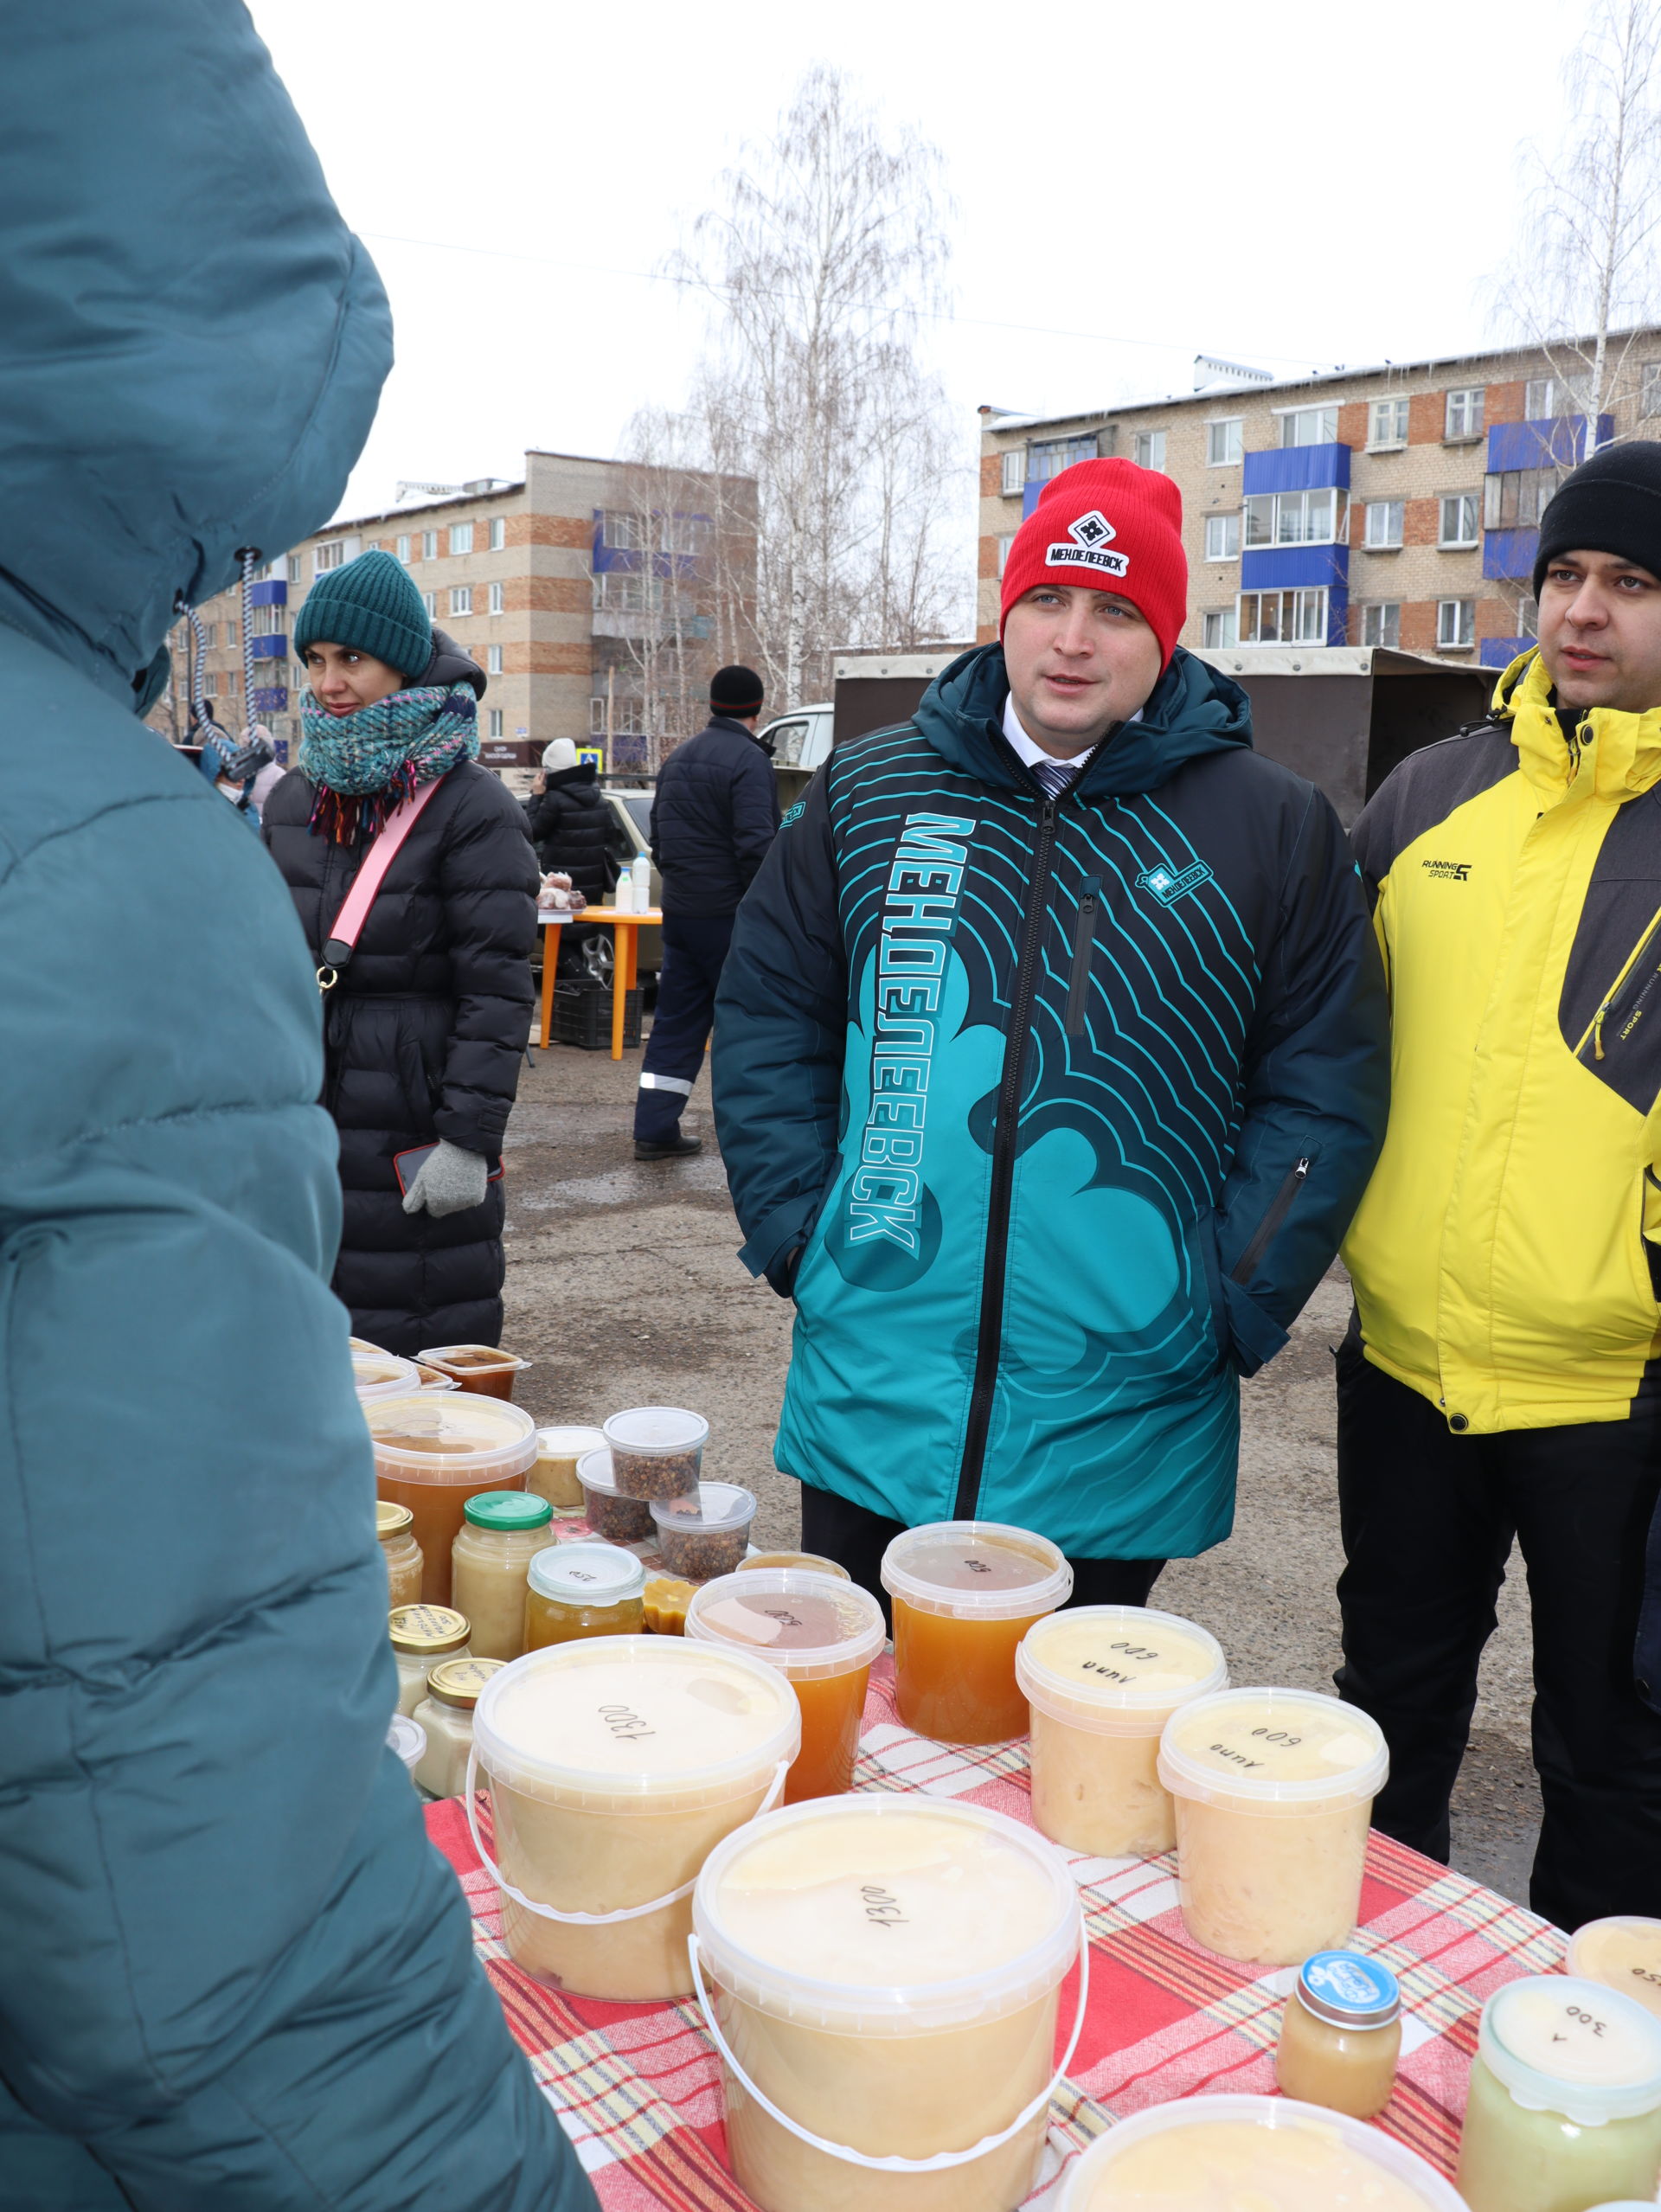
[651,1482,757,1581]
[602,1407,707,1499]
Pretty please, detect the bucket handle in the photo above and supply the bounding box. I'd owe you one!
[463,1748,790,1926]
[687,1914,1089,2175]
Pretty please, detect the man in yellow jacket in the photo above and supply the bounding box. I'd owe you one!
[1339,441,1661,1932]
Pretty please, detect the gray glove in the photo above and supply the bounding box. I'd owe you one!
[401,1138,490,1219]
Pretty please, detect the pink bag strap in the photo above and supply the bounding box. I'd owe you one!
[317,778,445,991]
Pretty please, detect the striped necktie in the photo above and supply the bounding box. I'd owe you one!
[1029,755,1082,802]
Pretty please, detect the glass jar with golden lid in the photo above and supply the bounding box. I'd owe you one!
[388,1603,470,1717]
[377,1500,424,1607]
[413,1656,504,1798]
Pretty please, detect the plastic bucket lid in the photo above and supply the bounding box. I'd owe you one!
[387,1714,426,1773]
[536,1425,606,1462]
[604,1406,709,1457]
[686,1570,886,1682]
[1158,1686,1388,1812]
[693,1795,1079,2038]
[528,1541,645,1604]
[464,1491,553,1533]
[1479,1975,1661,2124]
[650,1482,757,1537]
[354,1353,420,1400]
[1568,1916,1661,2015]
[1016,1606,1228,1736]
[1057,2093,1467,2210]
[473,1633,799,1815]
[418,1343,527,1373]
[364,1394,537,1485]
[740,1551,850,1580]
[881,1520,1072,1622]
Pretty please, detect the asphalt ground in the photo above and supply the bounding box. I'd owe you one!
[503,1031,1542,1908]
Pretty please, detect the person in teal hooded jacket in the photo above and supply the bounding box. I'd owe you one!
[713,459,1390,1604]
[0,9,593,2209]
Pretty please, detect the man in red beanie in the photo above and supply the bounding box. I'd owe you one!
[712,458,1389,1605]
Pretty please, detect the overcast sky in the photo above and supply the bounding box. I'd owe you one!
[251,0,1583,529]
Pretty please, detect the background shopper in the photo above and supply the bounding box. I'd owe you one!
[525,735,616,902]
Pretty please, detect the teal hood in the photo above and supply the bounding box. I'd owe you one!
[0,3,392,709]
[915,641,1253,796]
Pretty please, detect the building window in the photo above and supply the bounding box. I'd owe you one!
[997,532,1016,576]
[1132,430,1167,471]
[489,516,505,550]
[226,618,239,649]
[1440,493,1481,548]
[287,554,301,583]
[1029,433,1100,483]
[1445,387,1485,439]
[1204,513,1241,561]
[1485,467,1559,529]
[1001,448,1026,497]
[313,540,343,574]
[202,622,217,650]
[1517,594,1539,637]
[421,591,436,617]
[1206,419,1243,465]
[1360,602,1401,648]
[487,644,503,675]
[202,670,218,696]
[1279,404,1339,447]
[395,534,411,563]
[1643,363,1661,416]
[600,510,645,552]
[487,708,503,739]
[1438,598,1476,647]
[1524,375,1591,420]
[1245,486,1345,546]
[488,580,504,615]
[1363,499,1405,548]
[450,586,472,616]
[449,523,474,555]
[421,529,439,560]
[1239,588,1328,644]
[1202,609,1239,647]
[589,697,606,735]
[1369,398,1409,448]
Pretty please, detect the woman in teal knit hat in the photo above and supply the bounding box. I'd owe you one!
[263,546,537,1352]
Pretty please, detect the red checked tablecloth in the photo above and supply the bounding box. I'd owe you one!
[422,1654,1567,2209]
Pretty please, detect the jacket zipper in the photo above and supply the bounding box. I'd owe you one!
[1064,875,1100,1037]
[1575,902,1661,1061]
[1230,1157,1310,1286]
[954,795,1061,1521]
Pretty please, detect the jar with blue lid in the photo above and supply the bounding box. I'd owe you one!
[1275,1948,1401,2118]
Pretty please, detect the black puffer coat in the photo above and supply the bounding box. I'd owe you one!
[523,759,616,901]
[263,759,537,1354]
[650,712,780,916]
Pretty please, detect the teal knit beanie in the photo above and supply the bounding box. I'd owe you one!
[294,548,433,682]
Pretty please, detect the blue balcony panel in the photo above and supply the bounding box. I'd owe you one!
[1241,442,1351,496]
[1481,637,1536,669]
[249,632,287,660]
[1326,586,1349,648]
[250,686,288,714]
[1484,528,1539,580]
[1240,542,1350,592]
[1485,415,1614,472]
[249,579,287,607]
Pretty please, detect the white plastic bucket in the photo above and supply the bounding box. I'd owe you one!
[690,1795,1084,2212]
[468,1634,799,2000]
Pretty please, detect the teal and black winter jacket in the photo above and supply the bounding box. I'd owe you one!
[713,644,1389,1559]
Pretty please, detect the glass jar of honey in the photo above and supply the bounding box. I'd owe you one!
[1275,1951,1401,2119]
[389,1603,470,1717]
[376,1500,424,1608]
[523,1542,645,1648]
[412,1657,504,1797]
[451,1491,554,1662]
[881,1521,1072,1744]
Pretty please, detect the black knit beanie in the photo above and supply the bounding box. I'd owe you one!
[710,664,764,715]
[1533,439,1661,601]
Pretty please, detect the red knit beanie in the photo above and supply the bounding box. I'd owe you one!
[999,457,1188,667]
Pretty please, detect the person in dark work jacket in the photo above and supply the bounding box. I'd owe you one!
[634,664,780,1157]
[713,459,1390,1604]
[0,9,592,2209]
[524,735,616,902]
[263,554,538,1355]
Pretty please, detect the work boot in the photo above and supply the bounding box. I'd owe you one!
[634,1132,702,1160]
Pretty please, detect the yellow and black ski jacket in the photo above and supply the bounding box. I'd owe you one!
[1344,648,1661,1433]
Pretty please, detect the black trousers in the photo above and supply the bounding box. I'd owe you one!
[799,1484,1164,1628]
[633,913,734,1142]
[1334,1333,1661,1930]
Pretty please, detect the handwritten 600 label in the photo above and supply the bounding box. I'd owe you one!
[1081,1636,1165,1685]
[1207,1725,1305,1773]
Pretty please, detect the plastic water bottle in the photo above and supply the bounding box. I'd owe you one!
[631,852,651,912]
[613,869,634,914]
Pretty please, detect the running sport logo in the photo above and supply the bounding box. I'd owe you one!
[1048,509,1129,579]
[1421,858,1472,881]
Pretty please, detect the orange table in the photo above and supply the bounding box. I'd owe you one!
[537,907,663,1060]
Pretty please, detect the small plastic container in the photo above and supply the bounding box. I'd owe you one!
[412,1361,460,1393]
[367,1393,537,1605]
[1158,1687,1388,1965]
[1058,2093,1467,2211]
[1571,1917,1661,2022]
[1274,1950,1401,2119]
[387,1712,426,1781]
[523,1542,645,1648]
[688,1571,886,1801]
[1017,1605,1228,1857]
[651,1482,757,1581]
[1457,1976,1661,2212]
[389,1603,471,1718]
[644,1576,696,1634]
[350,1336,390,1356]
[471,1635,799,1999]
[376,1499,425,1608]
[691,1795,1082,2212]
[354,1352,420,1401]
[451,1491,554,1661]
[741,1551,850,1580]
[882,1521,1072,1744]
[413,1656,504,1797]
[602,1407,707,1499]
[576,1446,653,1541]
[529,1424,605,1513]
[415,1343,529,1401]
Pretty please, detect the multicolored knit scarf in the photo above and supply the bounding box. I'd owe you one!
[298,683,479,843]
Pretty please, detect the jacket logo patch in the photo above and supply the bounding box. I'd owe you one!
[780,799,805,826]
[1421,858,1472,881]
[1137,860,1213,906]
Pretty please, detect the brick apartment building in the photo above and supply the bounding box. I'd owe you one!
[978,333,1661,669]
[151,448,754,772]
